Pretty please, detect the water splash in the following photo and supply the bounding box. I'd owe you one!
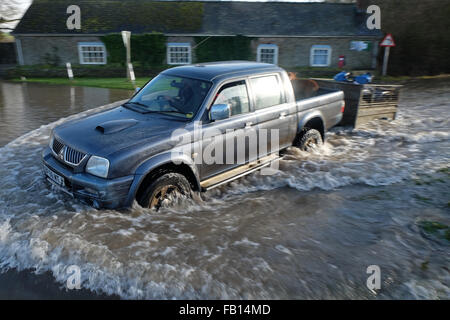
[0,83,449,299]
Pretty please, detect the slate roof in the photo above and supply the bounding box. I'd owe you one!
[14,0,381,37]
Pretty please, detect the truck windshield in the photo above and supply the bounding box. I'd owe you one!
[128,74,212,118]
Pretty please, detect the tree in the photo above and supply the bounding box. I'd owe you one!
[0,0,28,32]
[366,0,450,76]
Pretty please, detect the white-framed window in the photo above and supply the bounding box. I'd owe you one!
[167,43,191,65]
[310,45,332,67]
[78,42,107,64]
[257,44,278,65]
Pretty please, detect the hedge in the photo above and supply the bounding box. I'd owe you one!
[101,34,253,66]
[101,33,167,66]
[195,36,253,62]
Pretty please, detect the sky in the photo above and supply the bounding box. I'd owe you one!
[1,0,32,32]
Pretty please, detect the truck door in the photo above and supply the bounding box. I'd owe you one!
[249,74,297,157]
[199,79,256,180]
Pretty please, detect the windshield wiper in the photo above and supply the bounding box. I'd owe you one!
[123,101,150,113]
[157,110,193,117]
[129,101,150,109]
[123,102,192,118]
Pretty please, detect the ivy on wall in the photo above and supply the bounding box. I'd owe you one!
[195,36,253,62]
[101,34,125,64]
[101,34,252,66]
[101,33,166,66]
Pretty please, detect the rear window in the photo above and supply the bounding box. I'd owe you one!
[249,75,283,110]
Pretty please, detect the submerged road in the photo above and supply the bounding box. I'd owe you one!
[0,79,448,299]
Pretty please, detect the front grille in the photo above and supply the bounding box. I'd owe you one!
[52,137,87,166]
[52,137,64,154]
[64,145,86,165]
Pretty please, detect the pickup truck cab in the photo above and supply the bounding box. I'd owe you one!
[42,61,344,209]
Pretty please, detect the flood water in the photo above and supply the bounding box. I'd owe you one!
[0,81,132,146]
[0,79,448,299]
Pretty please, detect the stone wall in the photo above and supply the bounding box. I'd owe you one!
[16,35,378,70]
[251,37,378,69]
[169,36,377,69]
[16,36,102,65]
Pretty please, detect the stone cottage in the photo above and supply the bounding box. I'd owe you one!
[13,0,382,69]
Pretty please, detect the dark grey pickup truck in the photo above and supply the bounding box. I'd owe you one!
[42,61,344,209]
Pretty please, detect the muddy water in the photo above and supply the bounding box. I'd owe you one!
[0,81,132,146]
[0,79,449,299]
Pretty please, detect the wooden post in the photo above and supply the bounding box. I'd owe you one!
[382,46,390,76]
[66,62,74,80]
[128,62,136,87]
[126,41,131,79]
[121,31,131,80]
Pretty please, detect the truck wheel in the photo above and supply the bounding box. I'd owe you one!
[294,128,323,152]
[138,173,191,209]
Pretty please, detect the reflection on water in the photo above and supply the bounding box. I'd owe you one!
[0,81,132,146]
[0,79,449,299]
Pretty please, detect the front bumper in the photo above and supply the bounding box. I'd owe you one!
[42,147,134,209]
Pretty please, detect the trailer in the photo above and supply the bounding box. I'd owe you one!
[313,79,403,128]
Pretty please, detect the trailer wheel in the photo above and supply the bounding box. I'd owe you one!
[138,173,191,209]
[294,128,323,152]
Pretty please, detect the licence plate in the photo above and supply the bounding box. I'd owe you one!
[44,165,65,187]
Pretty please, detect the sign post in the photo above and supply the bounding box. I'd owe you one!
[121,31,132,80]
[66,62,74,80]
[380,33,396,76]
[128,62,135,82]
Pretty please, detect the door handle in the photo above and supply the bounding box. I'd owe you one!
[279,112,287,119]
[244,121,253,129]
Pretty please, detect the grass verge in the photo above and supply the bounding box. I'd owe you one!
[11,77,151,90]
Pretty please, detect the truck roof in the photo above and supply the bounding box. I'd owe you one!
[162,61,283,82]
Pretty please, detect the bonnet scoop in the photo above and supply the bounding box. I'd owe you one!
[95,119,138,134]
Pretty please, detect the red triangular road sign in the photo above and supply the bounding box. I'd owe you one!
[380,33,396,47]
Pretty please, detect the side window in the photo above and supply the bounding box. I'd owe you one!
[213,80,250,116]
[249,75,283,110]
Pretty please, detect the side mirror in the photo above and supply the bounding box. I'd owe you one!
[209,104,231,121]
[134,87,141,93]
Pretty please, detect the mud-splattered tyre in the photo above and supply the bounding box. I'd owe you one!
[137,173,191,209]
[294,128,323,152]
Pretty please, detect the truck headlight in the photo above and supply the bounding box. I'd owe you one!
[86,156,109,178]
[49,132,54,148]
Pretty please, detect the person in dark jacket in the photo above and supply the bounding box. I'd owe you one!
[166,79,195,113]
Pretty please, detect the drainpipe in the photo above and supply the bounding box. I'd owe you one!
[15,38,24,65]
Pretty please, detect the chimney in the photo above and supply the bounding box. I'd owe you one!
[354,0,367,25]
[356,0,370,11]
